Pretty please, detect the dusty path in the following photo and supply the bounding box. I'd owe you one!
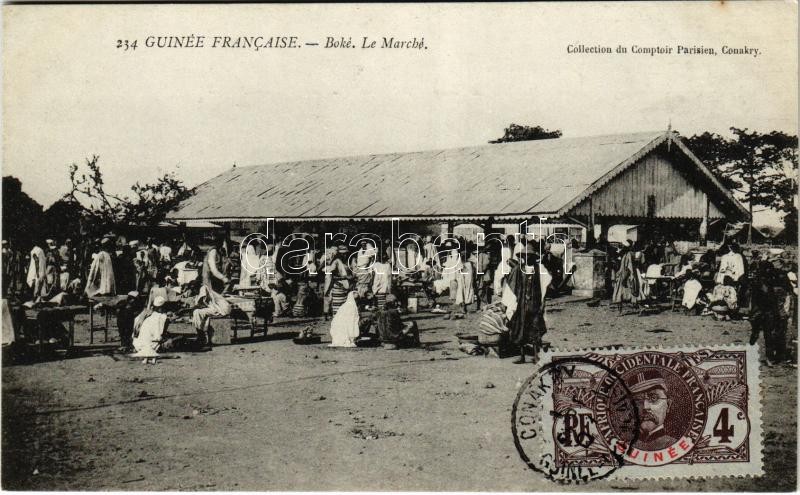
[3,298,796,491]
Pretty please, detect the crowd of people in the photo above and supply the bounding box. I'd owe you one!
[1,230,575,363]
[2,233,206,357]
[1,228,796,366]
[604,238,798,366]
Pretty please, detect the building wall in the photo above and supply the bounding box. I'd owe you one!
[570,152,725,219]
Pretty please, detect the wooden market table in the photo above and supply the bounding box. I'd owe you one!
[87,295,123,344]
[25,305,84,355]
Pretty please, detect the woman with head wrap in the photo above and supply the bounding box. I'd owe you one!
[371,250,393,309]
[354,241,376,300]
[326,245,353,316]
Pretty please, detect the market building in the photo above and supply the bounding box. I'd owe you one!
[166,130,749,244]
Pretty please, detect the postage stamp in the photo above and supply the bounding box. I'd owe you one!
[511,345,762,483]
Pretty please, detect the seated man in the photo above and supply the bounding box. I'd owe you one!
[115,291,145,351]
[478,301,510,357]
[680,270,705,314]
[132,295,169,364]
[673,254,695,280]
[706,276,738,320]
[268,282,291,317]
[375,294,420,350]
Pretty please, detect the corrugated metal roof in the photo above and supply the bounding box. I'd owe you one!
[167,131,737,221]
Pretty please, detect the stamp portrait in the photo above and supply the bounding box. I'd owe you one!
[512,345,762,482]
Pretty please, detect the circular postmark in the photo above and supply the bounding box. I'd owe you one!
[511,356,641,484]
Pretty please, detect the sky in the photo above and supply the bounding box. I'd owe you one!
[3,2,798,227]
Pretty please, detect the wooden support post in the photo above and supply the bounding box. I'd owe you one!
[520,217,533,246]
[392,219,398,268]
[700,195,709,247]
[587,198,596,248]
[483,217,493,235]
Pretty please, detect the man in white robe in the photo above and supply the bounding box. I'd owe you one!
[132,295,168,363]
[27,243,47,300]
[84,238,116,298]
[715,243,746,284]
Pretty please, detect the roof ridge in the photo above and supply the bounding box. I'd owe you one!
[230,130,667,171]
[169,128,748,223]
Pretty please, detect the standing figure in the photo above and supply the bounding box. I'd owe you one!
[146,238,162,286]
[612,241,646,309]
[26,241,47,301]
[84,237,116,297]
[472,245,492,308]
[320,247,337,319]
[504,243,547,364]
[354,241,376,300]
[716,243,746,285]
[422,235,439,268]
[2,240,19,296]
[134,243,156,294]
[191,236,232,347]
[113,242,136,295]
[258,239,289,317]
[239,240,261,289]
[452,251,475,316]
[371,251,393,309]
[440,247,462,301]
[159,241,173,264]
[750,261,791,366]
[176,234,195,260]
[43,246,61,300]
[493,236,514,298]
[58,239,75,291]
[325,245,352,316]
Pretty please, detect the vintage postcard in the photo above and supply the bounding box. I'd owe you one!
[1,2,797,492]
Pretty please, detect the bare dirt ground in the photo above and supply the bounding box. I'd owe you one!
[2,296,796,491]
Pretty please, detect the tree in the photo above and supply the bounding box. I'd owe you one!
[42,198,85,243]
[490,124,562,143]
[124,173,192,227]
[682,132,740,191]
[686,128,798,244]
[67,155,127,233]
[67,155,193,232]
[2,176,44,249]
